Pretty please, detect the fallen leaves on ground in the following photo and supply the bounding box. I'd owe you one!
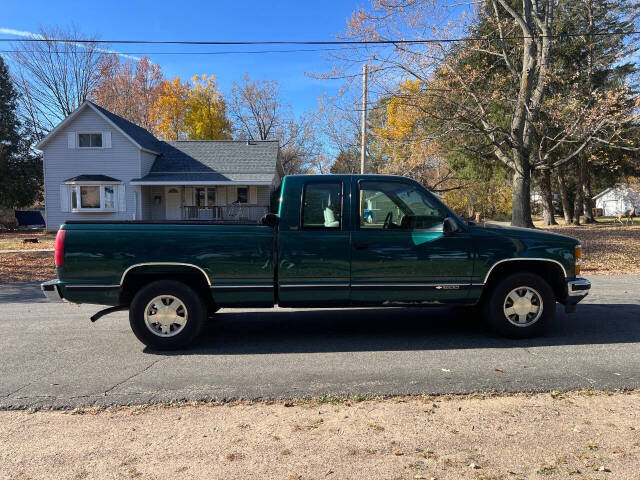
[0,251,55,283]
[540,224,640,274]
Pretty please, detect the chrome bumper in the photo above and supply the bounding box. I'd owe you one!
[41,280,64,302]
[568,278,591,297]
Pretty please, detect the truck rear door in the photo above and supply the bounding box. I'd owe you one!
[277,176,351,307]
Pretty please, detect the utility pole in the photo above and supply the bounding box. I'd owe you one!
[360,63,368,174]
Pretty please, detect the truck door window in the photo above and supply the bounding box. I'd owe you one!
[359,180,444,231]
[302,182,342,229]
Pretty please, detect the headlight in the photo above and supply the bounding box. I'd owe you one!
[575,245,582,276]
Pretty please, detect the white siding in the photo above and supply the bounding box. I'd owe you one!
[257,186,270,207]
[43,107,143,231]
[139,150,156,176]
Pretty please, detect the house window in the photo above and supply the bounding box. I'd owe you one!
[196,187,205,207]
[236,187,248,204]
[195,187,216,206]
[77,133,103,148]
[70,184,117,212]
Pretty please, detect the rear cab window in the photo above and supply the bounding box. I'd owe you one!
[301,182,343,230]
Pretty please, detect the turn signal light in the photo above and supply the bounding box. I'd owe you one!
[575,245,582,276]
[54,229,66,267]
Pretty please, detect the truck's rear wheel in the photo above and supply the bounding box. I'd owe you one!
[483,272,555,338]
[129,280,205,350]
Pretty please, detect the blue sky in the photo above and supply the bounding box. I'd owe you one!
[1,0,365,117]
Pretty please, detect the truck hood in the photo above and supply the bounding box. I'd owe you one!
[476,222,581,245]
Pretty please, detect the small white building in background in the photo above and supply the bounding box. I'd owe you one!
[593,183,640,216]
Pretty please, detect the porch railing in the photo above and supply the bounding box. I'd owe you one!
[181,205,269,222]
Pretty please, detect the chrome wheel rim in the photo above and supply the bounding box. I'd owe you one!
[143,295,188,337]
[503,286,543,327]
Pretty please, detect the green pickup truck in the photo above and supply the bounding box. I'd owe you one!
[42,174,590,349]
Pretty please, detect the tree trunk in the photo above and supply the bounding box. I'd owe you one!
[540,169,557,226]
[511,164,535,228]
[581,158,595,223]
[557,164,572,224]
[572,163,584,225]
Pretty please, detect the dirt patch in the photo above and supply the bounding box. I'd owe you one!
[539,224,640,274]
[0,251,55,283]
[0,231,55,251]
[1,391,638,479]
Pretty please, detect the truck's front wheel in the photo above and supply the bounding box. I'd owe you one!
[129,280,205,350]
[483,272,555,338]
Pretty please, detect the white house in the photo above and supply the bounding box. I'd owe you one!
[36,101,283,231]
[593,183,640,216]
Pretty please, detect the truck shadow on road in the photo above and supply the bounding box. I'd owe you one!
[153,303,640,355]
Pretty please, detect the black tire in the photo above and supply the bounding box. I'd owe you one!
[129,280,206,350]
[483,272,555,338]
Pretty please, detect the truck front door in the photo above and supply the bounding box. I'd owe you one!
[277,177,352,307]
[350,178,474,305]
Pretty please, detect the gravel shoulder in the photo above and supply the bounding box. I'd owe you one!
[1,391,638,480]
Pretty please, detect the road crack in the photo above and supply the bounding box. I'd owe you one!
[103,358,164,396]
[1,383,31,399]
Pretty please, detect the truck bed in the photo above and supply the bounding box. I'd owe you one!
[57,222,275,307]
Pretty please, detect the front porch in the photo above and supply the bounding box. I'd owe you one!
[181,205,269,221]
[140,184,271,222]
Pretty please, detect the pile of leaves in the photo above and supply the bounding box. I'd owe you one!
[541,224,640,274]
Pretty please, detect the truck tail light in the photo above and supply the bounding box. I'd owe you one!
[55,229,66,267]
[575,245,582,276]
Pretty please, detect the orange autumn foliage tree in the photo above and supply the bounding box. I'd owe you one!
[92,56,163,134]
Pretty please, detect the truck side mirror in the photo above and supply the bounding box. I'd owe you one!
[443,216,459,234]
[260,213,280,227]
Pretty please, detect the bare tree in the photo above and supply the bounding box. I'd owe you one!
[229,74,323,174]
[10,26,105,140]
[229,74,283,141]
[92,55,163,133]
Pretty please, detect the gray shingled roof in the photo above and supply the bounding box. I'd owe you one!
[86,103,280,183]
[133,172,275,183]
[132,140,280,184]
[89,101,161,153]
[64,174,121,183]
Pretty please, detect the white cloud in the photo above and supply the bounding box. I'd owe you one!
[0,27,142,61]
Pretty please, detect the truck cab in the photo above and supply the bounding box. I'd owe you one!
[276,175,475,307]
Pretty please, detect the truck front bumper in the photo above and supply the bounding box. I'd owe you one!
[41,280,64,302]
[563,278,590,312]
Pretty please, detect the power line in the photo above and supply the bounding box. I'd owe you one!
[0,46,374,55]
[0,30,638,46]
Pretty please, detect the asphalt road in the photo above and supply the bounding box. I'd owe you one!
[1,275,639,408]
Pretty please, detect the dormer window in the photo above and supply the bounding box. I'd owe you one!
[78,133,103,148]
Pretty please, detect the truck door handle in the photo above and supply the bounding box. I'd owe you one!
[353,242,369,250]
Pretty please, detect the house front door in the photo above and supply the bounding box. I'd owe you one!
[165,187,182,220]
